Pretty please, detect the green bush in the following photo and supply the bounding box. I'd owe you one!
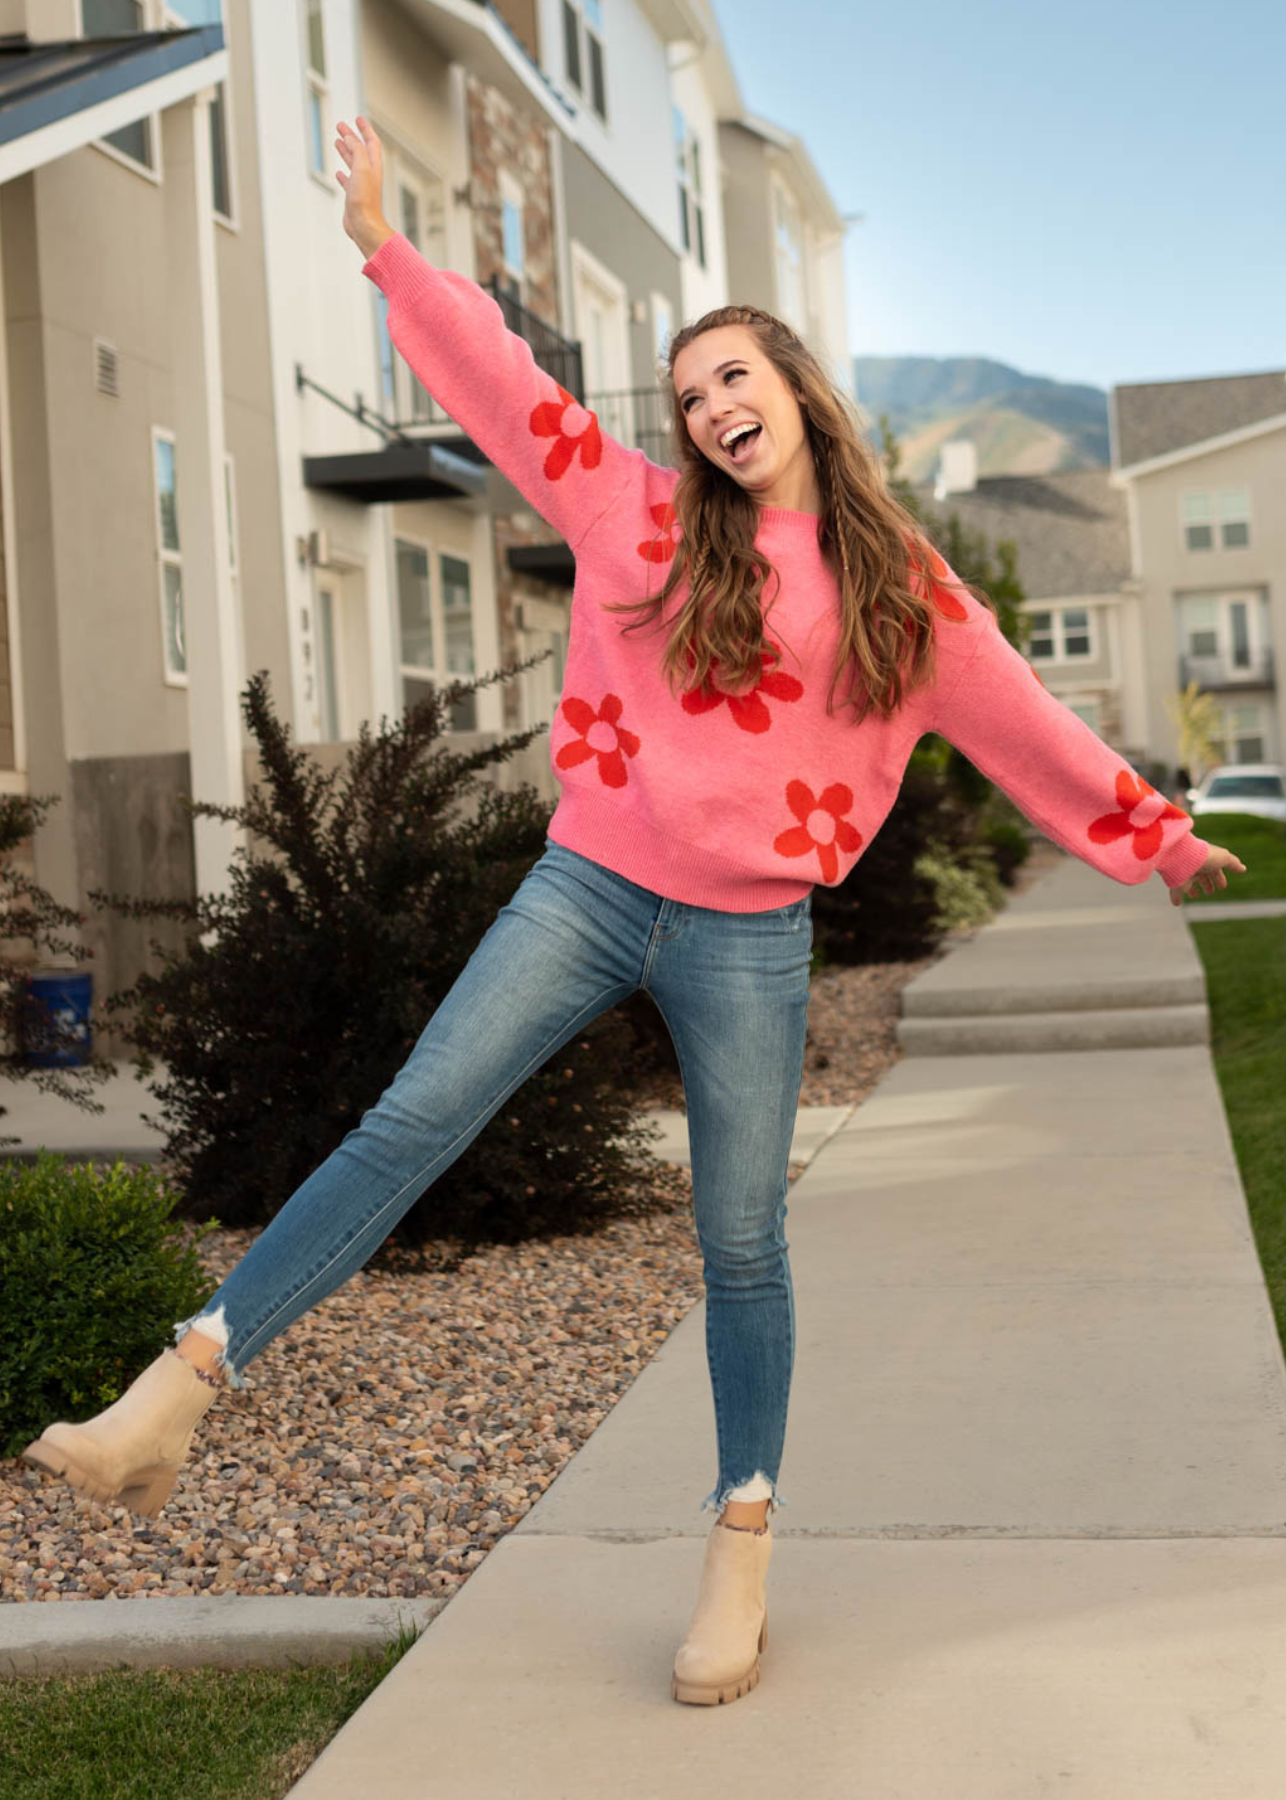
[0,1151,217,1458]
[913,839,1006,933]
[981,819,1032,887]
[90,667,668,1255]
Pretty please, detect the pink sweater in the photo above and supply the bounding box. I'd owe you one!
[364,233,1211,911]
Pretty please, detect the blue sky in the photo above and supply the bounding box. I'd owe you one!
[710,0,1284,393]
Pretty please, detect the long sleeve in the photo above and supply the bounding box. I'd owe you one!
[930,593,1212,890]
[362,232,648,549]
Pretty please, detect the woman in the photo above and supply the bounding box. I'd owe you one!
[22,117,1246,1707]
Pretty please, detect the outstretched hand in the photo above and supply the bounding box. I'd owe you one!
[1169,841,1247,906]
[335,116,394,260]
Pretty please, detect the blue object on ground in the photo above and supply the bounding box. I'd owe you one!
[24,968,93,1067]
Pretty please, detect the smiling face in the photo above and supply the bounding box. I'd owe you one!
[671,323,821,515]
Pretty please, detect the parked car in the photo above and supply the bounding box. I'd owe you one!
[1184,763,1286,824]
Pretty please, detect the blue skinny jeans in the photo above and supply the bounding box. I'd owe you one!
[173,838,813,1519]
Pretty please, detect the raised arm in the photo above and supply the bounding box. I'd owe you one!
[335,116,645,549]
[927,574,1245,901]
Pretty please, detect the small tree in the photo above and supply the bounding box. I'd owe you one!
[1165,679,1223,781]
[0,794,112,1147]
[90,664,669,1253]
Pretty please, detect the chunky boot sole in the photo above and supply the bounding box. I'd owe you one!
[20,1441,179,1518]
[671,1611,768,1706]
[19,1348,220,1520]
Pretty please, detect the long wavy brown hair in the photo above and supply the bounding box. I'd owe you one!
[600,304,996,723]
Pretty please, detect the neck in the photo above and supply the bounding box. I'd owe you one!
[753,448,822,516]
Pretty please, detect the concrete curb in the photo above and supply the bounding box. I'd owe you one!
[0,1594,445,1676]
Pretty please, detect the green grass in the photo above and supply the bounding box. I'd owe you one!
[1189,914,1286,1351]
[0,1620,423,1800]
[1184,811,1286,903]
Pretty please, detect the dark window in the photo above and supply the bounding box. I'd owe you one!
[563,0,582,89]
[588,34,606,118]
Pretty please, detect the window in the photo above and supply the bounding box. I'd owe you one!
[152,430,185,681]
[1218,487,1250,549]
[315,586,341,740]
[209,83,233,218]
[499,171,525,304]
[651,292,673,367]
[1066,698,1101,735]
[441,555,477,731]
[773,181,804,328]
[83,0,154,168]
[673,108,705,268]
[303,0,327,178]
[1025,606,1093,661]
[1178,589,1268,682]
[380,159,448,423]
[1215,701,1267,764]
[396,540,478,731]
[1182,487,1251,552]
[562,0,606,120]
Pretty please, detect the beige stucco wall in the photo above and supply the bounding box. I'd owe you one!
[1129,426,1285,766]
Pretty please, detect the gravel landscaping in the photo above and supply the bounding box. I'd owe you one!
[0,845,1063,1608]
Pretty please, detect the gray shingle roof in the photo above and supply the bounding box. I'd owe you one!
[910,469,1130,603]
[1112,370,1286,470]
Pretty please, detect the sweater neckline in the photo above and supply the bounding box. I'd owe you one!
[756,504,823,531]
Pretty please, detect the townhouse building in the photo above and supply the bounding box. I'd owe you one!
[1109,371,1285,773]
[913,458,1150,769]
[0,0,849,1052]
[924,365,1286,787]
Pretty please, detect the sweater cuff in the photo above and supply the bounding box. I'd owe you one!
[361,231,430,303]
[1155,830,1211,889]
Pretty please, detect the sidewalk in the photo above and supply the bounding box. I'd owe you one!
[274,853,1286,1800]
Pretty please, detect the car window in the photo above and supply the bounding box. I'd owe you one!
[1205,775,1285,798]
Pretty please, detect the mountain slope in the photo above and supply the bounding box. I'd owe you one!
[853,354,1110,481]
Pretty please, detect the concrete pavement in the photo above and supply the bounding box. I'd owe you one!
[274,852,1286,1800]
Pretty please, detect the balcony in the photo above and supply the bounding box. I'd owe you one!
[1178,648,1275,690]
[584,387,674,462]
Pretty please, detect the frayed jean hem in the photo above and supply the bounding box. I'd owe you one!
[172,1306,250,1393]
[701,1471,786,1518]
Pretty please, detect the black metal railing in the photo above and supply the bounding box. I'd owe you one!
[1178,648,1275,690]
[484,276,584,401]
[585,386,674,461]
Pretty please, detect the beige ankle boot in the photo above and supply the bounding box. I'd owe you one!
[671,1519,772,1705]
[21,1348,223,1518]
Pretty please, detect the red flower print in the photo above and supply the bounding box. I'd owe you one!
[680,644,803,735]
[1087,770,1189,862]
[528,384,603,482]
[637,501,681,564]
[773,780,864,883]
[555,693,640,789]
[904,546,968,621]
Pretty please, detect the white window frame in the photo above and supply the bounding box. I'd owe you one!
[562,0,607,122]
[1024,603,1096,664]
[302,0,331,189]
[380,149,450,426]
[1181,486,1252,553]
[1214,698,1270,764]
[151,426,187,689]
[498,169,526,304]
[1177,589,1268,683]
[160,3,237,226]
[673,107,705,270]
[394,533,478,734]
[650,290,673,370]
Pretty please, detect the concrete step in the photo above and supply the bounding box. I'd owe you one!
[900,972,1205,1017]
[896,1001,1209,1056]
